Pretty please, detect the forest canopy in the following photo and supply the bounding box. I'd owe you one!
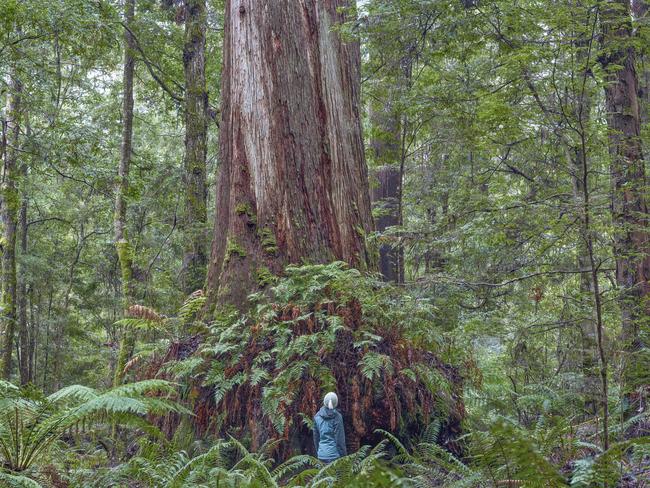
[0,0,649,486]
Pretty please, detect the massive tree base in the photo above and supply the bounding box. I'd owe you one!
[152,263,464,460]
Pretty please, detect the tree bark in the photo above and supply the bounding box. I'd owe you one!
[600,0,650,408]
[17,198,29,384]
[28,289,36,384]
[632,0,649,153]
[370,166,401,283]
[206,0,374,307]
[114,0,137,386]
[1,67,21,381]
[369,97,402,283]
[181,0,209,294]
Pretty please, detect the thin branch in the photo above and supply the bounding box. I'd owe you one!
[27,217,71,228]
[146,206,178,277]
[0,34,43,57]
[413,268,616,288]
[120,22,184,104]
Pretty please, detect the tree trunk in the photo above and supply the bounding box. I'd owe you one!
[370,166,401,283]
[42,290,52,389]
[566,37,600,414]
[369,96,402,283]
[571,147,600,416]
[181,0,209,295]
[600,0,650,409]
[1,68,21,381]
[206,0,374,307]
[28,289,37,384]
[18,198,29,384]
[632,0,649,154]
[114,0,137,386]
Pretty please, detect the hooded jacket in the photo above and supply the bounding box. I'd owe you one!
[313,406,347,461]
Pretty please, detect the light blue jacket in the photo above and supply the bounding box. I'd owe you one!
[313,406,347,461]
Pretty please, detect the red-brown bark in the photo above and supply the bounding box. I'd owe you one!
[207,0,374,307]
[600,0,650,403]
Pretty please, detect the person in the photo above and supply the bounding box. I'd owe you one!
[313,391,347,463]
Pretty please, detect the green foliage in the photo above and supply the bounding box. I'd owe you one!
[179,293,208,326]
[468,416,568,486]
[358,352,393,382]
[0,379,185,481]
[568,437,650,487]
[0,473,43,488]
[258,227,279,255]
[255,266,277,287]
[225,238,247,262]
[89,433,443,487]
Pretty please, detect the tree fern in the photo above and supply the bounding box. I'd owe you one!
[569,436,650,487]
[359,353,394,382]
[0,379,184,474]
[469,416,567,486]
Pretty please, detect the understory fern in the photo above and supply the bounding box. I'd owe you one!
[0,379,185,482]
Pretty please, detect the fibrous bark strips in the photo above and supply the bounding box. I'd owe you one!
[206,0,374,307]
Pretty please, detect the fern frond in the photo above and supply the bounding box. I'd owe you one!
[127,304,163,321]
[271,454,321,481]
[0,472,43,488]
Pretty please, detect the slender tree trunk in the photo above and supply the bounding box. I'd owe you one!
[1,66,21,380]
[396,55,413,285]
[564,14,609,443]
[114,0,137,386]
[600,0,650,411]
[42,289,52,389]
[51,227,86,389]
[181,0,209,294]
[569,144,600,415]
[206,0,374,308]
[567,35,600,413]
[28,289,37,383]
[397,119,407,284]
[17,198,29,384]
[632,1,649,136]
[576,135,610,451]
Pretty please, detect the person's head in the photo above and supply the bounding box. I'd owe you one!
[323,392,338,410]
